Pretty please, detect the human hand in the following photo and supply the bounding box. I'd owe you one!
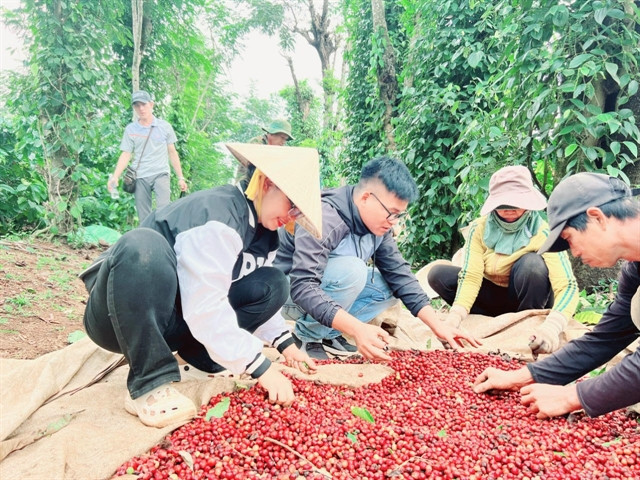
[257,367,296,406]
[520,383,581,419]
[430,321,482,350]
[473,366,533,394]
[528,311,568,358]
[178,178,188,192]
[282,344,318,375]
[107,176,118,192]
[442,307,465,329]
[352,323,392,362]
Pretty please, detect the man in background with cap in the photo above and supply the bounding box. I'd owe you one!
[108,90,188,223]
[249,119,294,146]
[473,172,640,419]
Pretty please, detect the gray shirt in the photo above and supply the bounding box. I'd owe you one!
[120,116,177,179]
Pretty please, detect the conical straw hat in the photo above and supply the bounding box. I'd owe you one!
[225,143,322,239]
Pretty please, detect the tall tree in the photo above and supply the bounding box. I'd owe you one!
[238,0,343,130]
[1,0,244,235]
[341,0,406,179]
[287,0,342,130]
[370,0,398,149]
[2,1,127,234]
[131,0,144,91]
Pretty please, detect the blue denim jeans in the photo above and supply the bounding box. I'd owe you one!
[289,256,398,343]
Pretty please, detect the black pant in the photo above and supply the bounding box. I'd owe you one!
[427,253,553,316]
[82,228,288,398]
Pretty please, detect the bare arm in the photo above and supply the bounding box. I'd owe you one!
[108,151,132,192]
[168,144,187,192]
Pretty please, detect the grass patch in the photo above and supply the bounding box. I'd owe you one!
[36,256,58,269]
[6,294,32,308]
[0,329,20,335]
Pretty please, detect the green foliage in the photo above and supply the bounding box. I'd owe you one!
[458,0,640,195]
[396,0,503,264]
[341,0,640,267]
[231,87,283,144]
[576,279,618,315]
[3,1,127,235]
[279,79,322,146]
[2,0,244,237]
[0,114,48,234]
[341,0,405,182]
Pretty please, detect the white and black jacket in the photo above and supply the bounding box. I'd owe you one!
[83,183,294,378]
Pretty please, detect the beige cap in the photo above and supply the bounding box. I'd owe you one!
[225,143,322,239]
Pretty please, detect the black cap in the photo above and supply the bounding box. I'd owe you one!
[538,173,639,253]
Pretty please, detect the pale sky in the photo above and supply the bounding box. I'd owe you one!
[227,31,322,98]
[0,1,322,100]
[0,0,24,74]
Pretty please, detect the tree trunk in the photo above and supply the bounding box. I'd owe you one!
[39,0,77,235]
[131,0,144,91]
[289,0,339,130]
[286,56,311,120]
[371,0,398,150]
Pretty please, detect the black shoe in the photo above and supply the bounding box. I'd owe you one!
[292,333,331,360]
[322,335,358,356]
[298,340,330,360]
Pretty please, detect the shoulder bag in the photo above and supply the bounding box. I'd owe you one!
[122,126,153,193]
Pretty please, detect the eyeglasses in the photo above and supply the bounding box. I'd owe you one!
[287,202,304,220]
[369,192,408,221]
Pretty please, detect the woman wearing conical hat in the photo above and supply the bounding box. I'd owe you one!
[79,143,322,428]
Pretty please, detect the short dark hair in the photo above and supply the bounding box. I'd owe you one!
[357,156,419,202]
[566,196,640,231]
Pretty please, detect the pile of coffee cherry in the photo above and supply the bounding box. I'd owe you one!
[115,350,639,480]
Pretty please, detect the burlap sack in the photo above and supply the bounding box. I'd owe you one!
[1,308,634,480]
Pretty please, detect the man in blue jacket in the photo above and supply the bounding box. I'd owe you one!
[274,156,480,360]
[473,172,640,418]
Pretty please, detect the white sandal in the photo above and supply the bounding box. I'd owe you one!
[125,384,197,428]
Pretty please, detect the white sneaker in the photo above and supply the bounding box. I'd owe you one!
[124,384,197,428]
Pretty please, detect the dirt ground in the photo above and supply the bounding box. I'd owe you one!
[0,239,101,360]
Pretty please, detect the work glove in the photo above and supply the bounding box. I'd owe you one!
[528,311,568,357]
[442,305,467,329]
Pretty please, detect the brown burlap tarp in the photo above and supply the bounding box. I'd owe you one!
[1,304,635,480]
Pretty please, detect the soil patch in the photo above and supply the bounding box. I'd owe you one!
[0,239,101,359]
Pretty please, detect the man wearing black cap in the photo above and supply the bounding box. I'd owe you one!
[473,172,640,419]
[108,90,188,222]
